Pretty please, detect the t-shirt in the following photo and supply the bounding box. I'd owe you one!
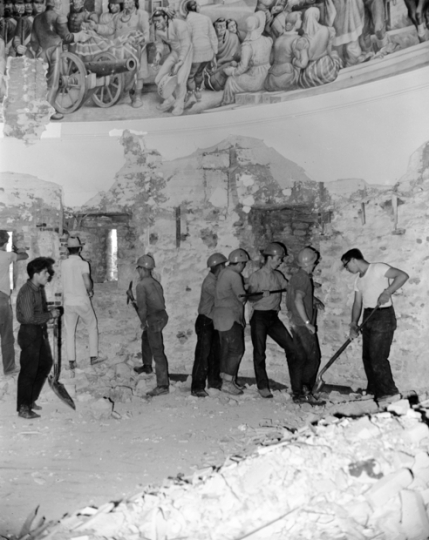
[286,268,314,326]
[61,255,91,306]
[247,266,288,311]
[354,262,392,309]
[0,250,18,296]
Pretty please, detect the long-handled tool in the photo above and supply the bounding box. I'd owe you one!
[312,306,379,395]
[126,281,139,314]
[48,310,76,410]
[240,288,287,298]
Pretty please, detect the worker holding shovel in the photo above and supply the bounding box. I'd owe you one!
[246,242,294,399]
[341,248,409,407]
[15,257,61,419]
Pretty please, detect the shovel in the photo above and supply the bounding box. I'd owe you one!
[126,281,139,314]
[48,311,76,410]
[312,306,379,395]
[240,288,287,298]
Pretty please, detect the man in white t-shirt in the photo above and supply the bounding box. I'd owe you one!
[341,248,409,407]
[61,236,105,371]
[0,230,28,376]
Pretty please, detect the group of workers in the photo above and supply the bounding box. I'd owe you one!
[133,240,409,410]
[0,228,409,420]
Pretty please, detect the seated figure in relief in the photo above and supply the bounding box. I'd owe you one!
[297,7,341,88]
[264,11,307,91]
[221,11,272,105]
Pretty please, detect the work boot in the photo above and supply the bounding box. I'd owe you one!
[90,356,106,366]
[31,402,42,411]
[258,388,273,399]
[221,380,243,396]
[293,393,325,406]
[377,393,402,408]
[234,378,245,390]
[134,365,153,375]
[146,386,169,398]
[18,406,40,419]
[191,389,209,398]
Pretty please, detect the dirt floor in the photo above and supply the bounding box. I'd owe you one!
[0,370,335,538]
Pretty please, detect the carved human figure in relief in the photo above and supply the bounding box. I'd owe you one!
[222,11,272,105]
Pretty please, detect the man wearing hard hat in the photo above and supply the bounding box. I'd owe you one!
[247,242,294,399]
[0,230,28,376]
[212,248,249,396]
[134,254,170,397]
[286,246,325,405]
[61,236,105,372]
[190,252,227,397]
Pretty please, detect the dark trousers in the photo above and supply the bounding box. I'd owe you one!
[0,293,16,374]
[191,314,221,392]
[187,61,211,92]
[17,324,53,411]
[250,310,295,390]
[141,310,169,387]
[289,325,321,395]
[362,306,398,398]
[219,322,245,380]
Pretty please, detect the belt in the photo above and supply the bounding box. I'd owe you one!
[365,306,392,310]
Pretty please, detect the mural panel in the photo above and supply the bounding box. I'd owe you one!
[0,0,428,121]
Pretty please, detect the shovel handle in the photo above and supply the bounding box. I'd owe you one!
[312,306,379,394]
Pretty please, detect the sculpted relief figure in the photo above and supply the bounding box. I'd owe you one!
[264,11,306,91]
[222,11,272,105]
[153,8,193,116]
[298,7,341,88]
[184,0,218,106]
[204,17,241,92]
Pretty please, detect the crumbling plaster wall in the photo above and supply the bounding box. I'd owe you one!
[1,134,428,393]
[80,132,429,392]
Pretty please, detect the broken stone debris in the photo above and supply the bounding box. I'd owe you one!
[17,402,429,540]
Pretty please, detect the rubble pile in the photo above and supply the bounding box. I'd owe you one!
[19,399,429,540]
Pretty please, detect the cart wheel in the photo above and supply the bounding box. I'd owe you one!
[91,52,124,108]
[54,52,87,114]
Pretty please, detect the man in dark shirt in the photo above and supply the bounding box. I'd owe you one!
[286,247,325,406]
[191,252,226,397]
[16,257,60,419]
[134,254,169,397]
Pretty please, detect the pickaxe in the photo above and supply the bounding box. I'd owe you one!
[126,281,139,314]
[239,289,287,298]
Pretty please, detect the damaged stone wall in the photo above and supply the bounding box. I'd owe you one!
[75,132,328,377]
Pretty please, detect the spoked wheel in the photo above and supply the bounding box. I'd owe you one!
[91,52,124,108]
[54,52,87,114]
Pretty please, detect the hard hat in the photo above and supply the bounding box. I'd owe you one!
[228,248,249,264]
[0,230,10,244]
[136,254,155,269]
[262,242,286,258]
[207,252,227,268]
[67,236,82,248]
[297,247,318,267]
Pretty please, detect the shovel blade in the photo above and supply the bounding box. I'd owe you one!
[48,376,76,410]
